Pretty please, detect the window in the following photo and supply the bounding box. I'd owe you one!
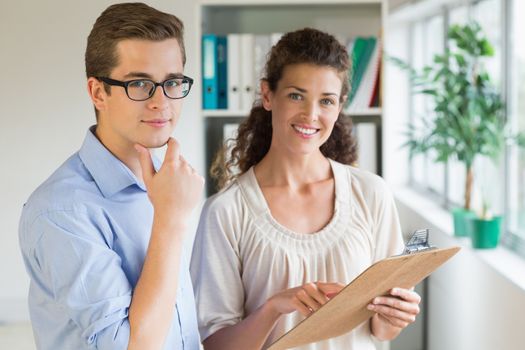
[446,3,469,208]
[409,16,446,195]
[404,0,525,257]
[409,0,503,210]
[409,21,427,187]
[424,15,446,196]
[471,0,504,216]
[448,4,468,25]
[472,0,501,85]
[508,0,525,252]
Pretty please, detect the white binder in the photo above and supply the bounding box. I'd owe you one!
[254,34,272,96]
[240,33,255,111]
[227,34,242,111]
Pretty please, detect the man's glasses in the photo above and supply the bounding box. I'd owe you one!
[97,76,194,101]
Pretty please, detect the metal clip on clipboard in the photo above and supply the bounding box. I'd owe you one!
[403,228,436,254]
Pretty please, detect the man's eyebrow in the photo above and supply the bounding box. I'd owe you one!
[123,72,184,80]
[123,72,153,79]
[165,73,185,79]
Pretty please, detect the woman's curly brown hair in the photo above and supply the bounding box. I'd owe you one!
[211,28,358,190]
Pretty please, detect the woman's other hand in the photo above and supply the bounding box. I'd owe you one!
[368,287,421,340]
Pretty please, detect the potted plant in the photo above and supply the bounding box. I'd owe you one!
[468,196,502,248]
[390,21,525,240]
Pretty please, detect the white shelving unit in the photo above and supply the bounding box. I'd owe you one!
[196,0,387,194]
[203,107,383,118]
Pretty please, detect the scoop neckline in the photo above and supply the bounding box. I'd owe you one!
[240,159,350,241]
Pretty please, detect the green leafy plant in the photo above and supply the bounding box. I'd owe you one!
[391,21,525,212]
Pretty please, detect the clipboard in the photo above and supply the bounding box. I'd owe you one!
[268,229,460,350]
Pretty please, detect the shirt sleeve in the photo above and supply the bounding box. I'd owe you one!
[27,209,133,349]
[368,177,405,262]
[190,197,245,342]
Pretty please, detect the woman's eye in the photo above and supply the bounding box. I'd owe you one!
[320,98,335,106]
[289,93,302,101]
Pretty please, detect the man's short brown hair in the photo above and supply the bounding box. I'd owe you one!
[85,2,186,79]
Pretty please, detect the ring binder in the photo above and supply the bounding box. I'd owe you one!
[403,228,436,254]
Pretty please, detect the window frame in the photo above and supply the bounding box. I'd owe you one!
[406,0,525,259]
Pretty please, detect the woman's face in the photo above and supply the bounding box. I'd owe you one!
[261,63,345,158]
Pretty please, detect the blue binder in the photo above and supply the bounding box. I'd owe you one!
[202,34,218,109]
[217,36,228,109]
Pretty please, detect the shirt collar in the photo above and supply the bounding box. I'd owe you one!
[79,126,160,198]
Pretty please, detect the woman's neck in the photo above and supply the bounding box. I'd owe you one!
[253,149,332,190]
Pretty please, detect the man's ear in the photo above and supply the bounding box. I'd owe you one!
[260,80,272,111]
[87,77,108,113]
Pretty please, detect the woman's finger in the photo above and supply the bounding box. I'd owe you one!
[368,302,417,323]
[316,282,345,296]
[375,313,411,329]
[371,295,420,315]
[291,296,314,317]
[295,288,322,312]
[303,283,329,305]
[391,288,421,303]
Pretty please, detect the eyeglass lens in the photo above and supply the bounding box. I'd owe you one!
[127,79,190,100]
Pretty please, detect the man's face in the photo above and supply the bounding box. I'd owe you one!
[94,38,185,154]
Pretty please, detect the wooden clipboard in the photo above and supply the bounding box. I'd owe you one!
[268,245,460,350]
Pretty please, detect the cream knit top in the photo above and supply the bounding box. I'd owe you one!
[191,159,404,350]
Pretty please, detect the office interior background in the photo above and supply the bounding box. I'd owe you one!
[1,0,524,349]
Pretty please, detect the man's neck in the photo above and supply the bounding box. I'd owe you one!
[94,125,144,182]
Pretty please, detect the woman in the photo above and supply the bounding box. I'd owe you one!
[191,28,420,350]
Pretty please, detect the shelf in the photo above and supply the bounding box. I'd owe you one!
[201,2,382,37]
[203,107,381,117]
[202,110,250,117]
[345,107,382,116]
[199,0,386,180]
[200,0,383,6]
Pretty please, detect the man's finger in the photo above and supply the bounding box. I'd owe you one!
[135,144,155,184]
[164,137,180,164]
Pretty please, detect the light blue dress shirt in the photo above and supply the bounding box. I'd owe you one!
[19,127,201,350]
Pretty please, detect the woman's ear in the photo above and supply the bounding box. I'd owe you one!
[260,80,272,111]
[87,77,108,113]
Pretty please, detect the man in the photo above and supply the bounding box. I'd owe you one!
[19,3,203,349]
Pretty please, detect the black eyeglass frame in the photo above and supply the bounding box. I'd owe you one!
[96,76,194,101]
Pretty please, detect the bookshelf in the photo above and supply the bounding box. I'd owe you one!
[197,0,387,195]
[204,107,383,118]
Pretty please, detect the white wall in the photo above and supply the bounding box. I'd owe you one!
[383,13,411,187]
[0,0,203,322]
